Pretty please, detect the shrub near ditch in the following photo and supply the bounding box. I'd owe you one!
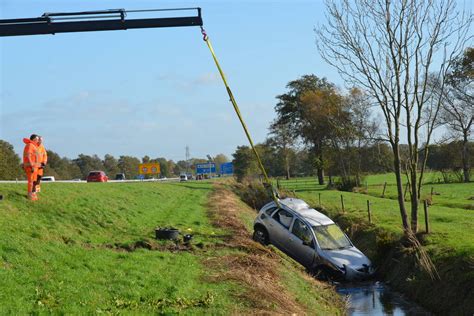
[231,180,273,210]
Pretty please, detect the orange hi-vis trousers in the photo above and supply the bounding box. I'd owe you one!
[25,167,38,195]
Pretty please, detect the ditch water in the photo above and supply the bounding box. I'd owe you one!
[336,281,431,315]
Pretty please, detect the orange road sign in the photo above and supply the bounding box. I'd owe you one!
[138,163,161,175]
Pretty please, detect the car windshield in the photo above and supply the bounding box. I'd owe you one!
[312,224,351,250]
[89,172,101,176]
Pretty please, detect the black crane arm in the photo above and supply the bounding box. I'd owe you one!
[0,8,203,37]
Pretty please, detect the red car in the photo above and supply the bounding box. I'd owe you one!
[86,171,108,182]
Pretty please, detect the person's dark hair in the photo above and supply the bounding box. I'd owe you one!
[29,134,39,140]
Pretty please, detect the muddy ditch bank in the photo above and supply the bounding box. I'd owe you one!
[231,181,473,315]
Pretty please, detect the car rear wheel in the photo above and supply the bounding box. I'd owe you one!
[253,226,269,245]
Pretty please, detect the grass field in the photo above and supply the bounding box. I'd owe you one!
[0,181,343,314]
[276,174,474,256]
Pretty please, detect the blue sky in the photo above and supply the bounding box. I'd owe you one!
[0,0,344,161]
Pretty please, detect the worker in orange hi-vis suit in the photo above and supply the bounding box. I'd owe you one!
[22,134,40,201]
[35,136,48,193]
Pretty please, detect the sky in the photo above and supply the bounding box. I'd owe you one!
[0,0,344,162]
[2,1,470,162]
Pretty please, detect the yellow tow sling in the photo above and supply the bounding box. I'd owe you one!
[200,27,279,206]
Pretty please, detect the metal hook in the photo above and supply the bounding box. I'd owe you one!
[200,26,208,41]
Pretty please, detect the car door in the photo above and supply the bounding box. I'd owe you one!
[287,218,317,268]
[268,208,294,252]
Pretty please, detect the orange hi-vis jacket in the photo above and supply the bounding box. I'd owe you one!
[38,144,47,165]
[22,138,40,169]
[37,144,47,177]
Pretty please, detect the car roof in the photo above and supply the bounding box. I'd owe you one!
[276,198,335,226]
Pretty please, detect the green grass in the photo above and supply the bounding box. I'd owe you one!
[298,188,474,256]
[283,174,474,258]
[365,180,474,210]
[0,181,344,314]
[0,182,236,314]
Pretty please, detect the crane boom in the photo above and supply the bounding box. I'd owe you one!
[0,8,202,37]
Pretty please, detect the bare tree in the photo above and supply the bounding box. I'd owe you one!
[316,0,472,234]
[438,48,473,182]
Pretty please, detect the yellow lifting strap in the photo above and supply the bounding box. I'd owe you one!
[200,27,280,206]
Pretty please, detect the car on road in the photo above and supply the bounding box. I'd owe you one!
[179,174,188,182]
[41,176,55,182]
[86,171,108,183]
[253,198,374,281]
[115,173,126,181]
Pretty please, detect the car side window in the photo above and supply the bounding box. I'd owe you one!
[292,219,314,245]
[272,209,294,229]
[264,207,278,216]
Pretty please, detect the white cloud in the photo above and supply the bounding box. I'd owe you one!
[192,72,220,85]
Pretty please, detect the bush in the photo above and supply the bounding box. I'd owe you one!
[232,180,273,210]
[334,175,365,192]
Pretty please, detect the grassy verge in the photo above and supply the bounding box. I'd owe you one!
[0,181,237,313]
[0,181,345,314]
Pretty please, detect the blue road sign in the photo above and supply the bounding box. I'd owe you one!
[220,162,233,175]
[196,163,216,174]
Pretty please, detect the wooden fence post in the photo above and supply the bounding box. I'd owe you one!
[367,200,371,223]
[424,200,430,234]
[382,182,387,198]
[318,193,321,207]
[277,178,280,190]
[404,182,409,200]
[340,195,345,213]
[430,186,434,198]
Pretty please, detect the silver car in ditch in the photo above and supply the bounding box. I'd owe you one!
[253,198,374,281]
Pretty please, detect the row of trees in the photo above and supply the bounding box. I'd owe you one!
[424,142,474,183]
[232,141,394,183]
[232,125,473,185]
[0,141,229,180]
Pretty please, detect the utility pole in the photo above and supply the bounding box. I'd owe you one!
[207,154,213,179]
[185,145,190,175]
